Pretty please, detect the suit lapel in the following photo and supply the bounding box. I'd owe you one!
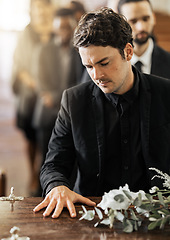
[139,73,151,167]
[151,44,159,75]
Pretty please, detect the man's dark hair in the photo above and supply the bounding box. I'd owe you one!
[117,0,153,14]
[73,7,133,58]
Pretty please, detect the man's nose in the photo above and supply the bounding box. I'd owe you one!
[135,20,146,31]
[93,68,103,80]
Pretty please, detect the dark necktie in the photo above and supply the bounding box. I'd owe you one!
[135,61,143,72]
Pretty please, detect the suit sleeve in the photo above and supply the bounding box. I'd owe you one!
[40,89,76,196]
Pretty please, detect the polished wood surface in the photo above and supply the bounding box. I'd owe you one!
[0,197,170,240]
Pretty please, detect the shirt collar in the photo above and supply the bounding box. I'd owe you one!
[122,67,139,104]
[105,67,139,106]
[131,38,154,74]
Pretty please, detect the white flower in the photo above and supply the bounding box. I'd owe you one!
[95,207,103,219]
[149,168,170,189]
[79,205,95,221]
[149,186,159,194]
[98,184,147,211]
[79,175,170,233]
[115,211,124,222]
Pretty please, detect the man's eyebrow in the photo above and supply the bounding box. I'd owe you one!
[129,15,150,22]
[95,57,109,65]
[84,57,109,67]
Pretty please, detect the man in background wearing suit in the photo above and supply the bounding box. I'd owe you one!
[117,0,170,78]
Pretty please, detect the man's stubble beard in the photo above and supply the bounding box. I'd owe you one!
[134,34,150,46]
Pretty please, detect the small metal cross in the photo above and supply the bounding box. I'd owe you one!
[0,187,24,201]
[0,187,24,211]
[1,226,30,240]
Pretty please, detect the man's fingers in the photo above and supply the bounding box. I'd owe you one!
[76,195,96,206]
[66,198,76,218]
[43,198,57,217]
[33,199,49,212]
[52,198,64,218]
[33,186,96,219]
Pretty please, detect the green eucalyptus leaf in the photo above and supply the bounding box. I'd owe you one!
[160,217,168,229]
[122,190,132,200]
[134,220,138,231]
[139,203,153,211]
[158,209,170,215]
[123,219,134,233]
[149,212,161,219]
[130,209,139,221]
[133,193,142,207]
[148,221,159,230]
[114,194,125,203]
[133,197,140,207]
[124,210,128,218]
[158,192,165,207]
[145,193,153,203]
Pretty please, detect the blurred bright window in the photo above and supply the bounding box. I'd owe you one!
[0,0,30,31]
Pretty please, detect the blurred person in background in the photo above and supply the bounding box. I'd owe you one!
[11,0,55,196]
[117,0,170,78]
[68,1,86,22]
[33,7,85,193]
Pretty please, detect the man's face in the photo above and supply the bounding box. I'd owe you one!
[53,16,75,45]
[79,45,134,94]
[31,0,54,25]
[120,1,155,45]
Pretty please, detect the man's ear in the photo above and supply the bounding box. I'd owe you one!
[124,43,133,61]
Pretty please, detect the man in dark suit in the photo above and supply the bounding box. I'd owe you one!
[117,0,170,78]
[34,8,170,219]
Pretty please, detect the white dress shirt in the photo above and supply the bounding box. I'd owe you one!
[131,38,154,74]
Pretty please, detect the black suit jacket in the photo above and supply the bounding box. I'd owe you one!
[40,70,170,196]
[151,44,170,79]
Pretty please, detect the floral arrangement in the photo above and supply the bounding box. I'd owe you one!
[79,168,170,233]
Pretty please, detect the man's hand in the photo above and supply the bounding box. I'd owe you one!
[33,186,96,218]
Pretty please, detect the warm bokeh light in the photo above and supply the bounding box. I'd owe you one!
[0,0,30,31]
